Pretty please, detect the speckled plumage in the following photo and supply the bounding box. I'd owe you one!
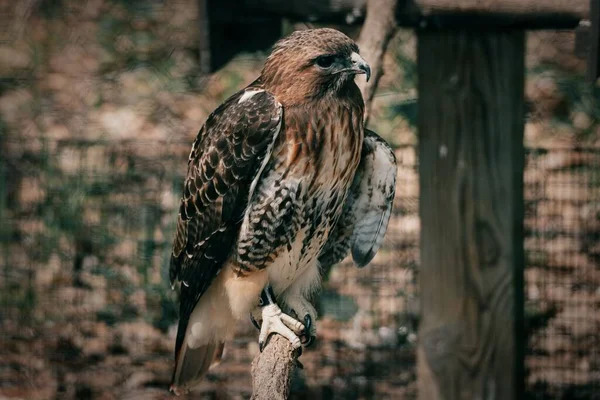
[319,129,398,274]
[168,28,396,395]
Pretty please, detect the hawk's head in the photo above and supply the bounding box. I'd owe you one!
[261,28,370,104]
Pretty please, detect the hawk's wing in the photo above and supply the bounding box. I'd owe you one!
[169,87,282,358]
[319,129,397,275]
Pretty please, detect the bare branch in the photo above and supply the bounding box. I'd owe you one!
[356,0,399,124]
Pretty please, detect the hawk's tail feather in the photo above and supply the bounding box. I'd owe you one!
[170,273,234,395]
[170,340,225,395]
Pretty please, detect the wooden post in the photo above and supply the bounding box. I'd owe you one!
[417,30,525,400]
[588,0,600,82]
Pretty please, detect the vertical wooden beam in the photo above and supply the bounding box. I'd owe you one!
[416,30,525,400]
[588,0,600,82]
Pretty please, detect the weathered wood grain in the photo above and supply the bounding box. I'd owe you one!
[250,335,298,400]
[416,30,525,400]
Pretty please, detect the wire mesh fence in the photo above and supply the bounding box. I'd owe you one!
[1,1,600,397]
[2,133,599,398]
[524,148,600,399]
[1,135,422,399]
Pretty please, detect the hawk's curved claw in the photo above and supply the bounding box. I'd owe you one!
[294,345,303,358]
[284,295,317,347]
[300,314,316,347]
[250,313,261,331]
[303,314,312,333]
[302,334,315,347]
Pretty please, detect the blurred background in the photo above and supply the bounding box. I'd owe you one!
[0,0,599,399]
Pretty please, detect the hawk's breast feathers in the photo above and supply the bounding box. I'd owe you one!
[233,89,365,293]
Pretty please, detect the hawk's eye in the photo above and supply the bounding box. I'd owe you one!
[315,55,336,69]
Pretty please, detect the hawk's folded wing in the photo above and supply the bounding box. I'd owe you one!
[169,88,282,359]
[319,129,397,274]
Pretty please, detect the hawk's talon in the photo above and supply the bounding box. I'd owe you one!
[258,304,304,352]
[250,313,261,331]
[303,314,312,335]
[284,296,317,346]
[294,346,303,357]
[304,335,315,347]
[300,329,315,347]
[301,314,313,344]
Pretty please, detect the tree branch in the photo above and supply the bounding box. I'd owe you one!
[356,0,399,124]
[250,335,299,400]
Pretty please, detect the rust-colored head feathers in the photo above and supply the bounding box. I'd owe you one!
[261,28,370,105]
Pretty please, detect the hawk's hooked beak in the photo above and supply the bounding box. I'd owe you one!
[350,52,371,82]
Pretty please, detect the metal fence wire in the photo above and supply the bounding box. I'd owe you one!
[1,4,600,397]
[1,134,599,399]
[524,148,600,400]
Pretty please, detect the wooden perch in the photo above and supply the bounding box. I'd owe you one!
[250,335,299,400]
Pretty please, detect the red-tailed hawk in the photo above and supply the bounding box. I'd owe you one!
[169,28,397,394]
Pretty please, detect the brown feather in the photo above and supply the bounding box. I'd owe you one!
[261,28,361,106]
[169,89,283,384]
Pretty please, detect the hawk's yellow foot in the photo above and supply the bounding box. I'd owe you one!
[258,285,305,352]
